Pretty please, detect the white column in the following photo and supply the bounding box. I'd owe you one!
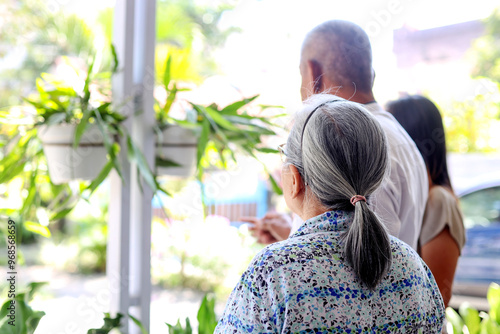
[129,0,156,332]
[108,1,135,332]
[109,0,156,333]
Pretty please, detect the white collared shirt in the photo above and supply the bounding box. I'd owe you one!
[292,102,428,250]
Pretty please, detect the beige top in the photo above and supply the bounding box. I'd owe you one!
[420,186,466,252]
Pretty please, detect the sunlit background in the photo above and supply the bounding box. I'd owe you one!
[1,0,500,332]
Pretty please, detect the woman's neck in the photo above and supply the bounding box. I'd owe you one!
[298,201,329,222]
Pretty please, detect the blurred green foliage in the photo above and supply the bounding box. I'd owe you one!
[0,50,127,244]
[441,7,500,154]
[473,8,500,86]
[166,294,218,334]
[87,313,123,334]
[155,0,240,83]
[441,94,500,153]
[0,0,239,246]
[0,0,238,106]
[0,0,99,108]
[0,282,47,333]
[446,282,500,333]
[37,185,110,274]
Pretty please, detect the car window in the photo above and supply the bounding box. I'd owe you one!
[459,186,500,228]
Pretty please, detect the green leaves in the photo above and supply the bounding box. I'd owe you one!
[157,53,191,121]
[267,173,283,196]
[74,110,92,148]
[163,54,173,93]
[255,147,279,154]
[446,283,500,334]
[186,98,282,193]
[197,294,218,334]
[87,313,123,334]
[165,293,217,334]
[43,113,67,126]
[460,303,481,334]
[86,159,114,195]
[126,134,170,197]
[130,314,149,334]
[156,53,285,197]
[166,318,192,334]
[23,222,51,238]
[156,156,182,168]
[110,43,119,74]
[472,9,500,84]
[196,118,211,173]
[82,55,96,106]
[0,44,131,230]
[219,95,258,115]
[0,282,47,334]
[447,308,465,334]
[201,105,240,132]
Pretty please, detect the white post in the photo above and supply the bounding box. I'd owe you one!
[109,0,156,333]
[108,1,134,332]
[129,0,156,332]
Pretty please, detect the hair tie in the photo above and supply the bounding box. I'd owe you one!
[350,195,366,206]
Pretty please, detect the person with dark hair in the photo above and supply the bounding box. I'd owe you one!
[244,20,428,251]
[215,95,445,333]
[387,95,466,307]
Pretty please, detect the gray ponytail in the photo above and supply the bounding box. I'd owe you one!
[285,94,392,290]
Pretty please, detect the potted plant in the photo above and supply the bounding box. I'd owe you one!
[25,50,165,195]
[0,47,168,231]
[155,55,284,194]
[30,62,122,186]
[154,55,199,178]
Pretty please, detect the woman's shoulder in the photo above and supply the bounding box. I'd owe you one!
[389,236,420,259]
[422,185,465,248]
[423,185,461,227]
[427,186,457,207]
[389,236,430,272]
[247,233,341,276]
[388,237,443,297]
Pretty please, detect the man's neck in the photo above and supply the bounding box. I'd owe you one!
[333,89,376,105]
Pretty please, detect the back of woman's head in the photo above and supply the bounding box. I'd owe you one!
[285,94,392,290]
[387,95,453,191]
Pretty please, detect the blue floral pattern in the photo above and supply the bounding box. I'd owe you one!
[215,210,445,333]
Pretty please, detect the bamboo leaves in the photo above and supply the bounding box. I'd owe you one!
[188,98,283,194]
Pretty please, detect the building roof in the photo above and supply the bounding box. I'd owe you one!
[393,20,485,68]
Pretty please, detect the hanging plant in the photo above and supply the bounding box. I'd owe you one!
[155,55,284,195]
[0,45,168,230]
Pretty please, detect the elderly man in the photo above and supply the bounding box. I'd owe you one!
[244,20,428,250]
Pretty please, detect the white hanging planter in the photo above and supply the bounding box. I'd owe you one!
[156,125,198,177]
[38,124,108,184]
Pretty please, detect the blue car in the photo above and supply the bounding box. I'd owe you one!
[451,172,500,309]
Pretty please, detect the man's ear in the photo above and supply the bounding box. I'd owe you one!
[288,165,304,198]
[307,59,324,94]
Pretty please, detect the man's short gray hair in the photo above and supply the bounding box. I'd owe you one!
[302,20,373,93]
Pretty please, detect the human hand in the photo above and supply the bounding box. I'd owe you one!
[241,212,292,245]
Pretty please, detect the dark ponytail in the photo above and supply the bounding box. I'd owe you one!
[344,201,392,289]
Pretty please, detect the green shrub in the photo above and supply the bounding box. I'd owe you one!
[446,282,500,333]
[0,282,47,333]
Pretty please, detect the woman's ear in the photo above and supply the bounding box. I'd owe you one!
[288,165,305,198]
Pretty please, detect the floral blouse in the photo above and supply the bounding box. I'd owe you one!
[215,210,445,333]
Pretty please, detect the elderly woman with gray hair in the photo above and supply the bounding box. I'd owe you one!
[215,94,445,333]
